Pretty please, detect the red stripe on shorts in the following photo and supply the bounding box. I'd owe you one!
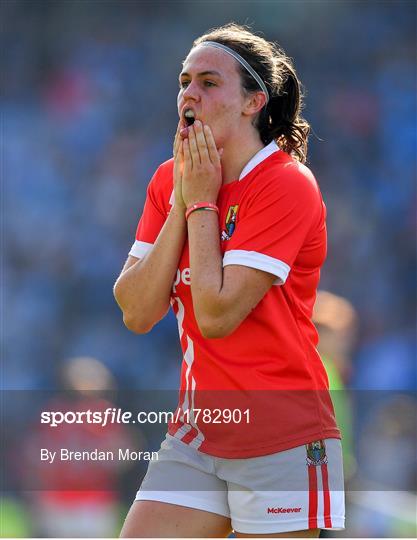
[180,426,199,444]
[321,463,332,528]
[308,465,318,529]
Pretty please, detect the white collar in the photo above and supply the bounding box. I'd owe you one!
[239,140,280,181]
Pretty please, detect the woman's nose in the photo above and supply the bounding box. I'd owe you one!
[182,81,199,101]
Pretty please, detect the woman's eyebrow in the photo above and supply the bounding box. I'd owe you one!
[179,70,222,78]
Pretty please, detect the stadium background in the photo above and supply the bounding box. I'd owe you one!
[1,0,416,537]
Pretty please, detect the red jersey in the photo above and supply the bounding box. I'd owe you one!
[129,141,340,458]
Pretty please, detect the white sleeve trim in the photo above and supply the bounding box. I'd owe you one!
[223,249,290,285]
[128,240,153,259]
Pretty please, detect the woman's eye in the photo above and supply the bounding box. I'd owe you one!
[179,80,216,89]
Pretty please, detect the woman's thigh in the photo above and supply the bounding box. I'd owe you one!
[120,500,232,538]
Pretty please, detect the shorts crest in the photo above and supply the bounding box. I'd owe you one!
[306,440,328,466]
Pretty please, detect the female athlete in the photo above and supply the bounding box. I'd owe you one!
[114,23,345,538]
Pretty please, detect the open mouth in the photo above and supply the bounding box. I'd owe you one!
[184,109,196,127]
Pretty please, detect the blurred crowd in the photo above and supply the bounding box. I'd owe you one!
[1,1,416,537]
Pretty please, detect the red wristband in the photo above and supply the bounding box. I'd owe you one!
[185,202,219,221]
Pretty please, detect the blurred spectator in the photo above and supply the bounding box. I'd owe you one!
[20,357,136,537]
[313,290,358,480]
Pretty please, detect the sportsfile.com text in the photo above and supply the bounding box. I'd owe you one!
[40,408,251,427]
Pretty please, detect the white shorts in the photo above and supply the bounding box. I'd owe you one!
[135,434,345,534]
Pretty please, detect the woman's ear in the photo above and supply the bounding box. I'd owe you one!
[242,91,267,117]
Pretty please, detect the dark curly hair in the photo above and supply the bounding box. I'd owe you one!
[193,23,310,163]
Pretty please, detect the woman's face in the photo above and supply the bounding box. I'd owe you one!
[178,45,247,148]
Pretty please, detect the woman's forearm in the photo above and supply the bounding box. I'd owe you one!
[187,210,227,336]
[114,205,186,332]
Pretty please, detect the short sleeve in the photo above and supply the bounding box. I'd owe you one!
[129,165,173,259]
[223,166,324,285]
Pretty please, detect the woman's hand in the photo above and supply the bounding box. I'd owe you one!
[173,122,186,211]
[181,121,223,207]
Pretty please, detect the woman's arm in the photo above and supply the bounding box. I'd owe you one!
[113,205,186,333]
[187,209,275,338]
[182,122,276,338]
[114,124,186,334]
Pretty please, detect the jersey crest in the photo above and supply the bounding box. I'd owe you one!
[221,205,239,241]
